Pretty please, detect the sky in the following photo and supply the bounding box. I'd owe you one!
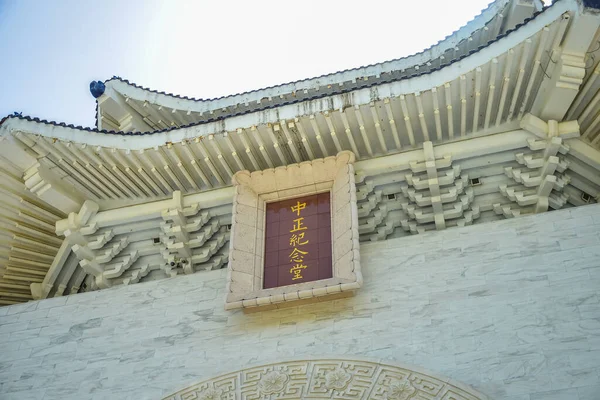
[0,0,503,128]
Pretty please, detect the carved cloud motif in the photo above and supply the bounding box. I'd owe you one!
[164,359,490,400]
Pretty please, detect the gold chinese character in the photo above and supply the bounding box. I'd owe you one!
[290,263,307,280]
[289,247,308,263]
[290,232,309,247]
[290,217,307,233]
[291,201,306,216]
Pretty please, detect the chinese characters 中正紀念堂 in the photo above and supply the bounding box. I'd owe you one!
[289,200,309,280]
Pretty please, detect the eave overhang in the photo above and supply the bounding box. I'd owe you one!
[0,0,574,147]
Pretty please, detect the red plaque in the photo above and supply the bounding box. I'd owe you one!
[263,193,332,289]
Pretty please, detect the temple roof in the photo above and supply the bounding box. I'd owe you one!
[1,0,600,305]
[1,0,544,135]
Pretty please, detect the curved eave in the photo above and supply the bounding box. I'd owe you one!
[100,0,519,120]
[1,0,574,150]
[3,0,598,218]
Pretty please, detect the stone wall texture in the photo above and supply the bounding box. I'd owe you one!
[1,204,599,400]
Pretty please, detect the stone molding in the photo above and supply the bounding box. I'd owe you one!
[164,358,490,399]
[225,151,362,310]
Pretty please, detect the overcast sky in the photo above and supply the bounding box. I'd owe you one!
[0,0,501,128]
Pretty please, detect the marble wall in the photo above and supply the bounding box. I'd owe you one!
[1,204,599,400]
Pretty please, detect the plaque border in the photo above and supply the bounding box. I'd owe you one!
[225,151,361,310]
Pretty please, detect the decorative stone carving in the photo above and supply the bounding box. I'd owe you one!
[385,380,417,400]
[164,359,490,399]
[225,151,362,310]
[196,386,222,400]
[257,370,289,395]
[324,367,352,390]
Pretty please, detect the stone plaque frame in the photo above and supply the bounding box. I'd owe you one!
[225,151,361,311]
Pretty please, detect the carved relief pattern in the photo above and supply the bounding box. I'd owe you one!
[257,370,289,395]
[384,379,417,400]
[165,359,489,400]
[324,367,353,390]
[196,386,223,400]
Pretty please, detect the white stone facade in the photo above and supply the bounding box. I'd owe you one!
[1,204,599,399]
